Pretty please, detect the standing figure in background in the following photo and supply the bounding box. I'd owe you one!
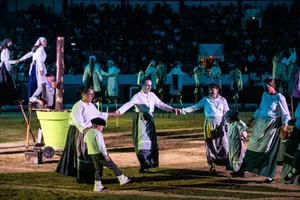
[167,61,187,116]
[209,61,222,90]
[145,60,157,92]
[0,38,19,107]
[245,77,291,184]
[156,62,167,100]
[272,49,287,92]
[19,37,47,98]
[227,63,243,111]
[282,48,297,94]
[225,109,248,177]
[193,60,205,103]
[83,55,107,111]
[180,83,229,174]
[156,62,167,117]
[137,66,145,87]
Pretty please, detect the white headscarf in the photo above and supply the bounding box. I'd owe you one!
[34,37,46,46]
[89,55,96,61]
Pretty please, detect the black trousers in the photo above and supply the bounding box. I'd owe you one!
[91,154,122,181]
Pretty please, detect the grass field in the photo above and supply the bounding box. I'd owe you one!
[0,111,299,200]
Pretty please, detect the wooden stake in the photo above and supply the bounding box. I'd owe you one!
[55,37,65,111]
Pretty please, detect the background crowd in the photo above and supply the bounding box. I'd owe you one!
[0,1,299,79]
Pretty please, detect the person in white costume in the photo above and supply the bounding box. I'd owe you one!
[19,37,48,98]
[180,83,230,174]
[115,78,180,173]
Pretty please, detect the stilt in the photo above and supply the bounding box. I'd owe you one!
[26,107,32,148]
[290,95,294,119]
[106,100,109,128]
[168,97,174,118]
[115,97,119,128]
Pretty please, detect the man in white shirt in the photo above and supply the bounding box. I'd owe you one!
[115,78,180,173]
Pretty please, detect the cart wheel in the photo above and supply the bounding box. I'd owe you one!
[43,146,55,158]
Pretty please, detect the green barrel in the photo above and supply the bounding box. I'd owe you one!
[36,111,70,150]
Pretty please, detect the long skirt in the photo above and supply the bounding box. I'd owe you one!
[132,112,159,169]
[282,127,300,185]
[28,63,37,98]
[0,65,16,105]
[204,116,229,166]
[244,117,281,178]
[56,125,95,184]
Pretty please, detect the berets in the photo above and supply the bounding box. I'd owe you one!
[91,117,106,126]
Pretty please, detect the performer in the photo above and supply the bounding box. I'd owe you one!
[29,72,61,143]
[245,77,291,184]
[0,38,19,107]
[225,109,248,177]
[82,55,108,111]
[115,78,180,173]
[137,66,145,87]
[84,117,130,191]
[19,37,48,98]
[282,47,297,94]
[56,86,117,183]
[193,60,205,102]
[272,49,287,92]
[167,61,187,112]
[180,83,229,174]
[227,63,243,111]
[156,62,167,99]
[282,102,300,186]
[209,61,222,90]
[145,60,157,91]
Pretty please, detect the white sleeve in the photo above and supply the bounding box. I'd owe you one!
[71,103,86,132]
[36,48,46,70]
[182,97,206,114]
[96,132,107,156]
[117,94,139,115]
[19,52,33,61]
[278,94,291,124]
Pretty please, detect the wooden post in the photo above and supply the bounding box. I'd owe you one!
[55,37,64,111]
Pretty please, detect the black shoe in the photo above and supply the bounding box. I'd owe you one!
[139,168,148,173]
[263,178,274,184]
[230,171,245,177]
[209,166,217,174]
[284,170,299,182]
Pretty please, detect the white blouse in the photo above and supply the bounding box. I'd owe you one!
[20,46,47,85]
[182,95,229,118]
[0,48,17,72]
[253,92,291,124]
[70,100,108,132]
[118,90,174,115]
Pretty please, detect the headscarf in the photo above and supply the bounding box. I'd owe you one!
[89,55,96,62]
[34,37,46,47]
[0,38,12,51]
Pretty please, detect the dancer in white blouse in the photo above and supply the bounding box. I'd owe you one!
[245,77,291,184]
[115,78,180,173]
[19,37,47,98]
[56,86,117,184]
[0,38,19,107]
[181,83,229,174]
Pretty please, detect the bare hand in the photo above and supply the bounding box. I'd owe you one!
[40,70,44,76]
[173,108,181,115]
[105,155,110,162]
[36,99,44,105]
[282,124,288,132]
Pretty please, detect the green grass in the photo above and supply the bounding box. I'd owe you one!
[2,111,298,200]
[1,167,299,200]
[0,111,253,143]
